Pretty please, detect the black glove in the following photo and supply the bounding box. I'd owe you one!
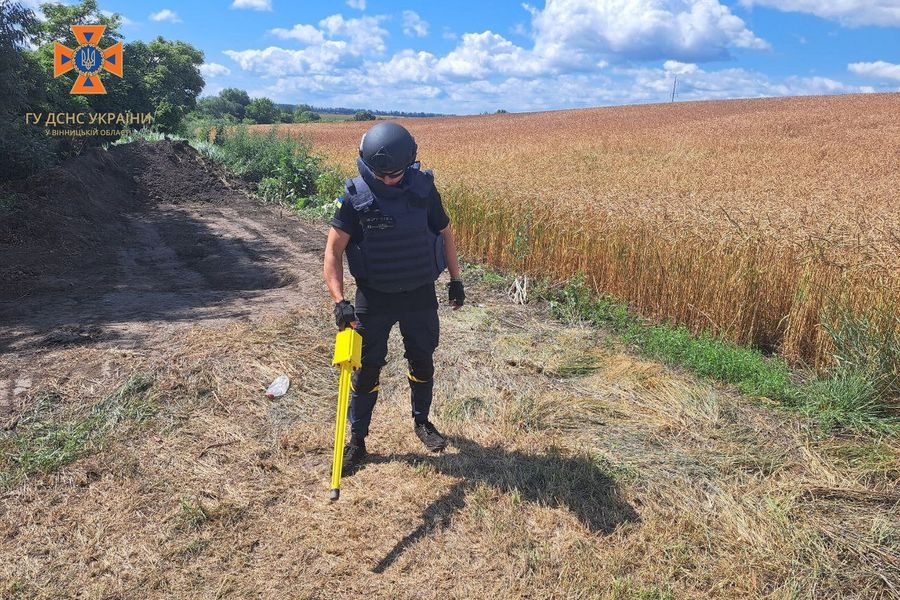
[333,300,356,329]
[448,279,465,308]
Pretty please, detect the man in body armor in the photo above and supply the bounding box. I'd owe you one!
[323,121,465,472]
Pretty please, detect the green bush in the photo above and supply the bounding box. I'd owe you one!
[312,166,346,203]
[257,176,284,204]
[289,166,347,218]
[215,126,315,186]
[352,110,376,121]
[296,110,321,123]
[191,125,344,214]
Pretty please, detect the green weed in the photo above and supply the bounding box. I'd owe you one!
[179,538,211,560]
[184,125,342,215]
[802,370,896,435]
[179,496,210,530]
[442,395,491,422]
[823,303,900,400]
[112,129,173,145]
[609,578,676,599]
[461,261,509,288]
[555,354,602,377]
[0,374,155,488]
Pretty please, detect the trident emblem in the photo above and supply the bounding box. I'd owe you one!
[54,25,123,95]
[80,47,98,71]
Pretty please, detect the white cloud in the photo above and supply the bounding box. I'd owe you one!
[231,0,273,10]
[437,31,545,78]
[226,0,771,106]
[664,60,699,75]
[740,0,900,27]
[625,63,860,103]
[402,10,429,37]
[512,23,529,36]
[270,24,326,44]
[200,63,232,78]
[232,14,388,77]
[532,0,768,67]
[149,9,181,23]
[848,61,900,81]
[225,43,351,76]
[366,50,438,83]
[347,0,366,9]
[318,14,389,55]
[233,56,876,115]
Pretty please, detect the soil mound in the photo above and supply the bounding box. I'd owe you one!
[113,139,241,205]
[0,140,244,294]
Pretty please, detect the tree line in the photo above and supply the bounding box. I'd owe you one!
[192,91,450,125]
[192,91,394,125]
[193,90,325,124]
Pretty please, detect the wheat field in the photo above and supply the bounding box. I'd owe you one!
[286,93,900,367]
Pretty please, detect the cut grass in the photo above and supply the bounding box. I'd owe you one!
[2,308,897,599]
[546,274,899,436]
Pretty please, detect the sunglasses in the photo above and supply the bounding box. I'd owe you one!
[375,167,406,179]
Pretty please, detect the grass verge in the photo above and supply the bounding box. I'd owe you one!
[203,125,346,218]
[534,273,898,436]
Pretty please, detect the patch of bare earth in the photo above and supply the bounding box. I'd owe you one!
[1,142,898,599]
[1,140,327,411]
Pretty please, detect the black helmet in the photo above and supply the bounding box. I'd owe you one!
[359,122,417,175]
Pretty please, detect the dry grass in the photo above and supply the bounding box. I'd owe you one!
[3,290,898,598]
[287,94,900,367]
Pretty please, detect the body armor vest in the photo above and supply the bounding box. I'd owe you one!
[344,169,446,293]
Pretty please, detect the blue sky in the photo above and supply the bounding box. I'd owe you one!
[25,0,900,114]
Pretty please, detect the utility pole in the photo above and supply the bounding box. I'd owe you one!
[671,75,677,102]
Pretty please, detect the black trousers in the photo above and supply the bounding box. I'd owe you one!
[348,308,440,440]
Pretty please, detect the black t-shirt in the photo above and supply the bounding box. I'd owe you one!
[331,175,451,314]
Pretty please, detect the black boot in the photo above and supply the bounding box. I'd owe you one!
[414,420,447,452]
[342,437,367,474]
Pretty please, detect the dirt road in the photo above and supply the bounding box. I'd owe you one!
[1,141,329,414]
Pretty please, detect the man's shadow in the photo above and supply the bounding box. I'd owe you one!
[369,436,640,573]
